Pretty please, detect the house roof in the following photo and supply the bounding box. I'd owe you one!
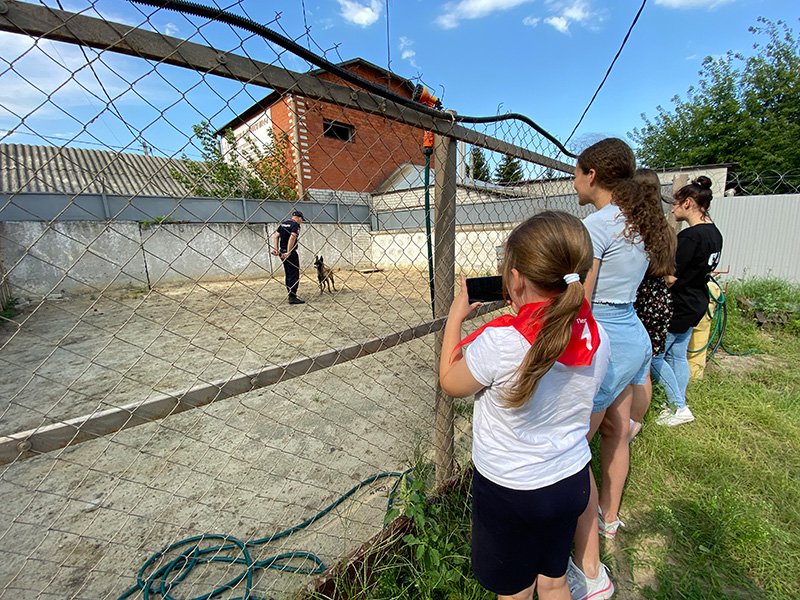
[0,143,192,197]
[214,57,415,136]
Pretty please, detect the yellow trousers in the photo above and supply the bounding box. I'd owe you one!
[687,280,722,380]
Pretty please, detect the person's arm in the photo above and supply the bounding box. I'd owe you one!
[439,275,485,398]
[284,232,298,256]
[271,230,280,256]
[583,258,601,303]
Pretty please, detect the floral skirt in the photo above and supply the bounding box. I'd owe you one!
[634,276,672,356]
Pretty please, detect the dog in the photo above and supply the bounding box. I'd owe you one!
[314,255,336,293]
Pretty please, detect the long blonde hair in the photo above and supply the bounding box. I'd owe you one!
[500,211,593,408]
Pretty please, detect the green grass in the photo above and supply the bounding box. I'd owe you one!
[311,278,800,599]
[620,280,800,600]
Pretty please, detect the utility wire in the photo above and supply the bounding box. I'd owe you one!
[300,0,310,50]
[565,0,648,145]
[385,0,391,71]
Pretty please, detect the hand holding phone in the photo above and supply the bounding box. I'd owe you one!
[465,276,504,304]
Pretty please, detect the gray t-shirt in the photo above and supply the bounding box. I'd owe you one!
[582,203,649,304]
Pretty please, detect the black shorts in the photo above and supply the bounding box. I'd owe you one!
[471,463,590,596]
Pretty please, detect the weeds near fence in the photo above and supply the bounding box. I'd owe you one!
[0,297,18,322]
[139,215,175,227]
[310,462,490,600]
[728,277,800,334]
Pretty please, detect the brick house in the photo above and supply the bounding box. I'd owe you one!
[216,58,430,202]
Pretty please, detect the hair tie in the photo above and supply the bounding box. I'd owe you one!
[563,273,580,284]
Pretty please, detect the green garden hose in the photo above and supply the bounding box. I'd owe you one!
[118,470,410,600]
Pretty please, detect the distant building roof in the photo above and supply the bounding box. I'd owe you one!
[214,57,416,135]
[0,143,192,197]
[374,163,520,198]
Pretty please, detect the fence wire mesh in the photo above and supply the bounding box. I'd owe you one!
[0,2,580,598]
[1,2,799,599]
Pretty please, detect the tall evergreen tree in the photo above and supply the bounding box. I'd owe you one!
[467,146,491,181]
[494,154,524,185]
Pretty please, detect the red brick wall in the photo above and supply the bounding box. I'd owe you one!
[269,63,430,196]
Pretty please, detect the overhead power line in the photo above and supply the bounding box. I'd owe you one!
[565,0,648,146]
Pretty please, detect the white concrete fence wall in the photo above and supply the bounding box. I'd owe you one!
[2,193,799,300]
[0,221,364,298]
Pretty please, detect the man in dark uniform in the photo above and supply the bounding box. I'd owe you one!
[271,210,305,304]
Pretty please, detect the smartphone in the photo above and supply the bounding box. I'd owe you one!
[466,276,504,304]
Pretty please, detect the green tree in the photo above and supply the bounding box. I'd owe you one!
[466,146,491,181]
[494,154,524,185]
[171,121,298,200]
[630,18,800,178]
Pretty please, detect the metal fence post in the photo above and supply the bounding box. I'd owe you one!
[433,118,457,485]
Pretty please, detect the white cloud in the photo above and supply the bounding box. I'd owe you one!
[164,23,179,37]
[399,36,419,68]
[523,16,541,26]
[655,0,733,8]
[436,0,533,30]
[544,15,569,33]
[337,0,382,27]
[541,0,596,34]
[0,32,135,123]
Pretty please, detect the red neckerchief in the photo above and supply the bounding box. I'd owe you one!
[456,299,600,366]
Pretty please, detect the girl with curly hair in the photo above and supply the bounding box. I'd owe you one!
[630,169,677,441]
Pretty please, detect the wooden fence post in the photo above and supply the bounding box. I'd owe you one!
[432,117,457,485]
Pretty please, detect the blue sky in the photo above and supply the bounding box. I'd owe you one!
[0,0,797,161]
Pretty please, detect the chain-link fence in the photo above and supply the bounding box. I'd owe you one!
[2,2,799,599]
[0,2,584,598]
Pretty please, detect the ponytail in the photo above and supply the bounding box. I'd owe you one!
[503,279,586,408]
[675,175,713,217]
[499,211,593,408]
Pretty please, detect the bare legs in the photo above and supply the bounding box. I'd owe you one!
[630,372,651,423]
[572,410,606,577]
[598,386,632,523]
[496,575,570,600]
[573,386,633,574]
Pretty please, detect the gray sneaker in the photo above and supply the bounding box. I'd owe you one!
[567,557,615,600]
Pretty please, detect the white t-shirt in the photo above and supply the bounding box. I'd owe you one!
[464,323,610,491]
[583,203,649,304]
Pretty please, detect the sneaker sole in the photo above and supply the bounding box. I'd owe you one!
[576,581,615,600]
[657,416,695,426]
[598,528,618,540]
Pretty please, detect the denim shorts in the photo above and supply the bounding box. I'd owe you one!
[591,302,651,413]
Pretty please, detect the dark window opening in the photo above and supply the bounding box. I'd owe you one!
[323,119,355,142]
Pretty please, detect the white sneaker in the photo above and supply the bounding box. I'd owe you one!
[567,557,615,600]
[656,406,695,427]
[598,508,625,539]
